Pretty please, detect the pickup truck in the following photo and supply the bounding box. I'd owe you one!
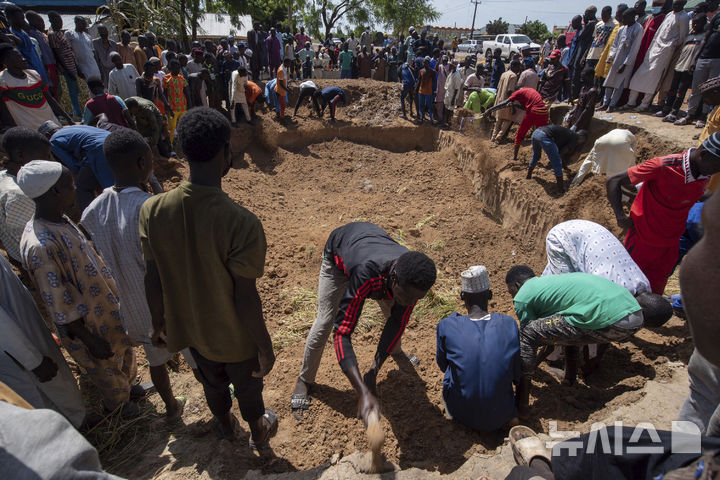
[482,34,541,61]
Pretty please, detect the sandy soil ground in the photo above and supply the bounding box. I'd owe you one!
[1,78,702,479]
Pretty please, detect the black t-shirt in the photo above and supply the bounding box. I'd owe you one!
[700,12,720,59]
[540,125,579,150]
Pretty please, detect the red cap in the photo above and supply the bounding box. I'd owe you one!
[549,49,562,59]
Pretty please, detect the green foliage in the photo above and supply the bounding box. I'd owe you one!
[223,0,290,30]
[372,0,439,35]
[485,17,509,35]
[517,19,551,43]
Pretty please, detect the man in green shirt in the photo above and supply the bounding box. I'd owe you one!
[463,88,496,114]
[505,266,650,419]
[139,107,277,447]
[338,43,353,79]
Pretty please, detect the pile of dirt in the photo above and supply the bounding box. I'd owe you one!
[100,84,693,479]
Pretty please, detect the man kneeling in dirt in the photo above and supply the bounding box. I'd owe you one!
[291,222,436,424]
[436,266,521,432]
[541,219,672,382]
[505,266,669,419]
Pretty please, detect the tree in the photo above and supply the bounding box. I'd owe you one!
[485,17,509,35]
[372,0,439,35]
[517,19,551,44]
[300,0,372,40]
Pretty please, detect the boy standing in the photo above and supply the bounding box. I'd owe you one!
[139,108,277,445]
[162,59,191,141]
[81,129,193,421]
[18,160,138,417]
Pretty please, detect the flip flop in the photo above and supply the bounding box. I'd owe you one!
[166,395,187,422]
[249,408,278,451]
[406,353,421,367]
[290,394,311,421]
[509,425,551,467]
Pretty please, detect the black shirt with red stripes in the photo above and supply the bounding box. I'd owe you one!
[324,222,415,372]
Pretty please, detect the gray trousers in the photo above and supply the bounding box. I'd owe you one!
[686,58,720,119]
[678,349,720,436]
[298,257,392,384]
[520,312,642,376]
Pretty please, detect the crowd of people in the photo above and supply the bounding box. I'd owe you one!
[1,1,720,479]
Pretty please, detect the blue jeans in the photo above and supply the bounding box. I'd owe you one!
[419,93,433,122]
[62,72,82,117]
[530,129,563,177]
[340,69,351,79]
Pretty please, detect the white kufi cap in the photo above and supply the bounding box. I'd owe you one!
[17,160,63,199]
[461,265,490,293]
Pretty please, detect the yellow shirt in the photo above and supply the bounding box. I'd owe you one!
[595,24,620,79]
[698,106,720,192]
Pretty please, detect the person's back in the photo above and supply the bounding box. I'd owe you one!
[628,151,708,247]
[437,311,520,430]
[513,272,641,328]
[544,219,650,295]
[139,180,264,362]
[82,186,151,336]
[325,222,407,275]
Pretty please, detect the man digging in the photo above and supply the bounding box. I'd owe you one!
[290,222,436,425]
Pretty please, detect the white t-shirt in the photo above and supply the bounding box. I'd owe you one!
[0,69,58,130]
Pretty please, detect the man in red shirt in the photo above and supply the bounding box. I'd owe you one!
[606,132,720,294]
[483,87,549,160]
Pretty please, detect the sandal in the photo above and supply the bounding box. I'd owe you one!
[166,395,187,422]
[406,353,421,367]
[509,425,551,467]
[290,394,311,421]
[249,408,278,451]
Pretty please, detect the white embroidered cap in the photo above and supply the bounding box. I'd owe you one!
[461,265,490,293]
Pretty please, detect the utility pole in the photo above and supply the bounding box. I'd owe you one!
[470,0,481,39]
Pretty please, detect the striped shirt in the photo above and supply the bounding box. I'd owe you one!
[324,222,415,371]
[47,29,77,74]
[0,171,35,263]
[80,187,153,343]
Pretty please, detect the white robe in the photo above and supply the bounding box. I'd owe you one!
[603,22,644,89]
[572,129,637,185]
[0,255,85,427]
[629,10,690,93]
[444,70,463,109]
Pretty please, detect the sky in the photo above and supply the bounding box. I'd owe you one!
[430,0,595,31]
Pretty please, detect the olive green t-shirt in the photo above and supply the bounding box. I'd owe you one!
[139,182,266,363]
[513,273,641,330]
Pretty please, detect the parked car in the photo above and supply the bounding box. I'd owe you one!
[482,34,541,61]
[457,39,482,53]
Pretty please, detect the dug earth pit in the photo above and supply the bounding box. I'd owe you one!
[100,80,693,479]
